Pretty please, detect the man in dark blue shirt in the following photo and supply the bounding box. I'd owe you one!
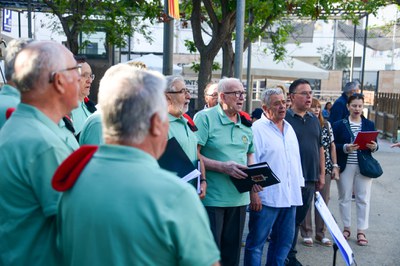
[285,79,325,266]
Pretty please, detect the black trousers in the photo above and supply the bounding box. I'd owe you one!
[287,181,316,260]
[206,206,247,266]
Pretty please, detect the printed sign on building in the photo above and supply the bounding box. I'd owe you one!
[2,9,12,33]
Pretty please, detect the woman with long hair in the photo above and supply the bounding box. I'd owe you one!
[332,94,378,246]
[300,98,339,247]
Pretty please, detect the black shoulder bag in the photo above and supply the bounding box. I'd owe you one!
[343,119,383,178]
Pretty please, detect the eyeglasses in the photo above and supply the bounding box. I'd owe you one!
[206,93,218,98]
[224,91,246,98]
[166,88,191,94]
[82,73,95,80]
[49,64,82,83]
[292,91,313,97]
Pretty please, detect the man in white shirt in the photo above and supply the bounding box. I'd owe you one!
[244,88,304,266]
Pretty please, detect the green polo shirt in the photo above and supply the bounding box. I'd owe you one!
[71,101,91,134]
[79,112,103,145]
[58,145,220,266]
[168,113,198,166]
[0,84,21,128]
[194,104,254,207]
[0,103,78,266]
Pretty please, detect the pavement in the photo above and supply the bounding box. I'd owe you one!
[239,138,400,266]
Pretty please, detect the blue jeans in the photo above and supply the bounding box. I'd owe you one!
[244,205,296,266]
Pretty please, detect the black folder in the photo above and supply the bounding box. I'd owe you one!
[230,162,280,193]
[158,137,199,180]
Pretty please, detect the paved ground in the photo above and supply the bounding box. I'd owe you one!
[239,138,400,266]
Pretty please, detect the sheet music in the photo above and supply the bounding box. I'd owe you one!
[314,192,354,266]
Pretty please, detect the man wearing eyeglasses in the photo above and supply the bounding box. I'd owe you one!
[0,40,80,266]
[285,79,325,266]
[195,77,262,266]
[204,82,219,109]
[70,56,97,138]
[165,76,207,198]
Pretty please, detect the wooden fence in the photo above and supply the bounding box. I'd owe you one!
[370,92,400,142]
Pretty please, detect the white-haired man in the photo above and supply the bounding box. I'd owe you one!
[0,40,80,266]
[195,77,262,266]
[0,38,32,128]
[165,75,207,197]
[244,88,304,265]
[54,65,220,266]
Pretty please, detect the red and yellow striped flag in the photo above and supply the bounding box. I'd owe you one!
[168,0,180,20]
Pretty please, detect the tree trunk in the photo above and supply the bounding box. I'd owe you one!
[196,55,214,110]
[221,38,234,78]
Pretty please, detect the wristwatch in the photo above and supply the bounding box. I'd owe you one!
[200,179,207,183]
[332,164,340,168]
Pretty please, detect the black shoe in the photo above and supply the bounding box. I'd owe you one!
[285,257,303,266]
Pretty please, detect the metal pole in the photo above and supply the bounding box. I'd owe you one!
[18,12,21,38]
[332,20,338,70]
[360,14,369,93]
[27,0,32,38]
[234,0,245,79]
[391,11,398,70]
[163,0,173,75]
[350,24,356,82]
[245,43,252,113]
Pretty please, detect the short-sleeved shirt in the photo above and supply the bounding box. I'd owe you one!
[58,145,220,266]
[58,118,80,148]
[71,101,91,134]
[168,113,198,166]
[252,115,304,208]
[285,109,322,182]
[0,84,20,128]
[0,103,78,266]
[194,104,254,207]
[79,111,104,145]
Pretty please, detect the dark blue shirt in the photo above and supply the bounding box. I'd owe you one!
[285,109,322,182]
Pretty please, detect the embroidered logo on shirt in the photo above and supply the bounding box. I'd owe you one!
[242,135,248,144]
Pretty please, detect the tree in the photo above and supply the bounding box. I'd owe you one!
[181,0,389,109]
[317,42,351,70]
[42,0,161,55]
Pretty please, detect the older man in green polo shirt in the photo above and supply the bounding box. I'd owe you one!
[0,38,32,128]
[0,40,80,266]
[55,65,220,266]
[165,75,207,198]
[195,77,262,266]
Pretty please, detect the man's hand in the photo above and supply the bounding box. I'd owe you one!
[224,161,248,179]
[199,181,207,199]
[316,174,325,191]
[249,191,262,212]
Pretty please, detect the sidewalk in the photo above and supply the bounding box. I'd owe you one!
[240,138,400,265]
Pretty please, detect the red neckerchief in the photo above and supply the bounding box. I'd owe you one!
[84,97,97,113]
[52,145,98,191]
[239,111,252,127]
[183,113,198,132]
[5,107,15,119]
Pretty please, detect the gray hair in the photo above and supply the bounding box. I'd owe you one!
[98,64,167,144]
[12,41,67,92]
[218,77,242,93]
[261,88,283,107]
[5,38,33,81]
[165,75,185,92]
[343,81,359,93]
